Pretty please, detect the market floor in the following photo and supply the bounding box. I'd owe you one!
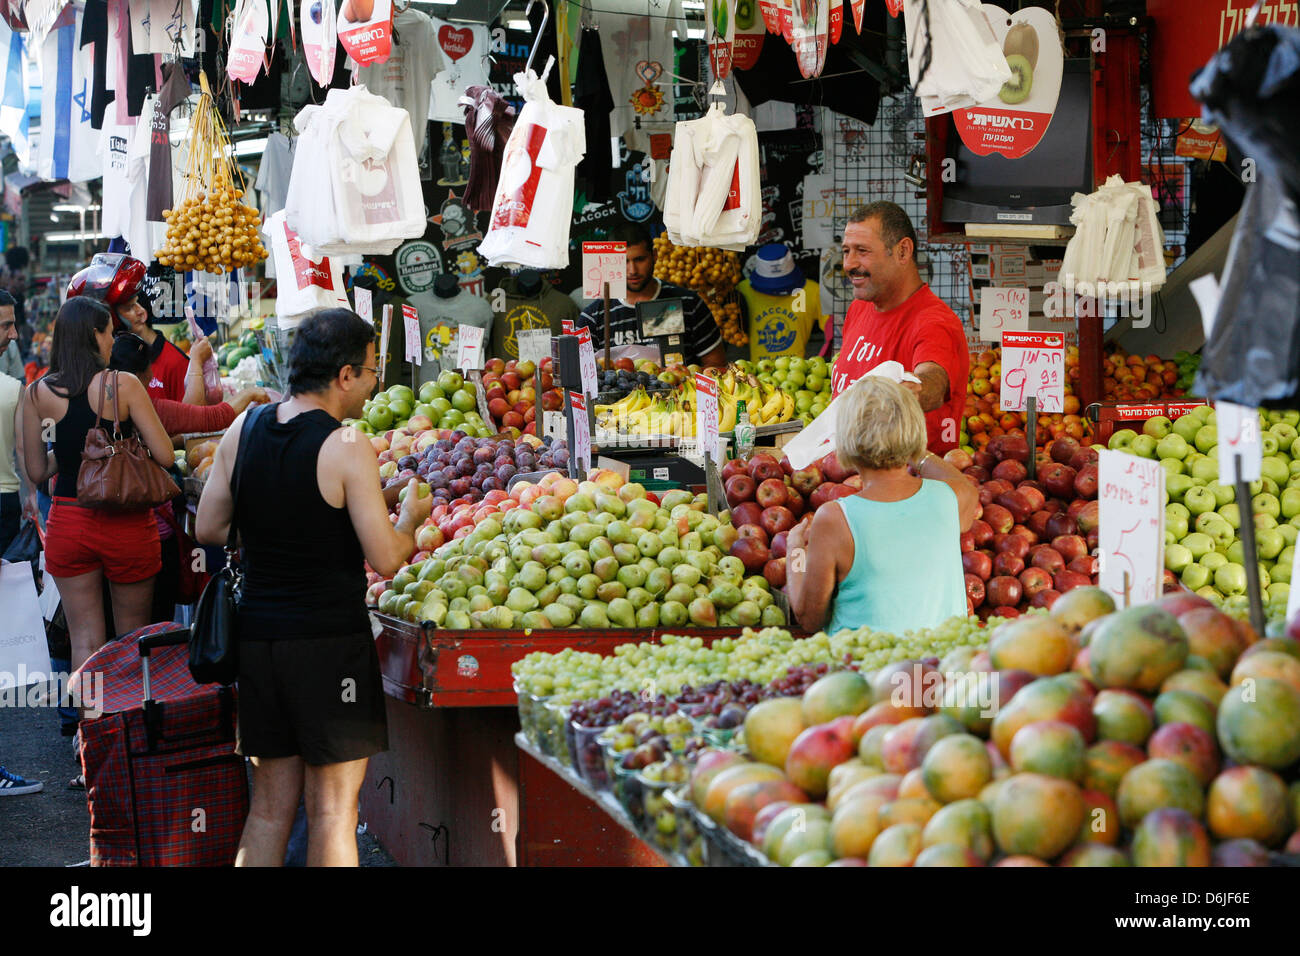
[0,704,395,866]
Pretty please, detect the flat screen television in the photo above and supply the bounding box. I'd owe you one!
[941,58,1094,227]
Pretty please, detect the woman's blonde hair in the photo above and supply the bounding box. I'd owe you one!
[834,376,927,472]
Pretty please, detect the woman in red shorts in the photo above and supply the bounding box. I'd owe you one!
[20,297,174,672]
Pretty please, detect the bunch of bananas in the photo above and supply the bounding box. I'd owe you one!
[595,388,698,438]
[594,363,797,439]
[708,365,796,426]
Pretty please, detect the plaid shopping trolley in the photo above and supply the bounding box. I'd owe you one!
[76,623,249,866]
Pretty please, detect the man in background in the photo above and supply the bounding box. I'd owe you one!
[0,291,22,382]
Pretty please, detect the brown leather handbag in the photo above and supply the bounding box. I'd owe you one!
[77,370,180,512]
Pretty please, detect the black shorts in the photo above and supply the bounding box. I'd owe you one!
[235,632,389,766]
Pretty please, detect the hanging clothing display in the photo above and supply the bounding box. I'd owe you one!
[36,4,99,183]
[592,0,687,139]
[572,26,614,204]
[459,84,516,212]
[145,62,191,222]
[357,5,439,156]
[130,0,197,55]
[99,120,137,238]
[254,131,296,218]
[663,103,761,251]
[478,61,586,270]
[82,0,113,129]
[284,85,427,257]
[428,18,491,123]
[490,274,580,362]
[416,288,494,381]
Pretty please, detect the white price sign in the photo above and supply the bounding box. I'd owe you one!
[1216,401,1262,483]
[403,305,421,367]
[1098,449,1166,607]
[457,324,485,371]
[999,330,1064,413]
[978,286,1030,342]
[576,327,598,398]
[694,372,721,463]
[543,410,567,442]
[354,286,373,325]
[569,391,592,473]
[582,242,627,300]
[517,328,552,367]
[378,305,392,385]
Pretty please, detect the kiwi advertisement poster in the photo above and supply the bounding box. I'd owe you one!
[952,5,1063,160]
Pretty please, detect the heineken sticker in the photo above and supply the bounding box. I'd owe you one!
[396,241,443,295]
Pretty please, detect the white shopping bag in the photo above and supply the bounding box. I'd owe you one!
[38,553,60,623]
[783,360,920,469]
[0,559,52,689]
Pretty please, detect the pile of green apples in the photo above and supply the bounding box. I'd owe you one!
[345,371,493,439]
[384,476,788,631]
[734,355,833,421]
[1108,405,1300,620]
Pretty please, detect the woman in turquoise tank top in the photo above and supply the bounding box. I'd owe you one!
[786,377,979,636]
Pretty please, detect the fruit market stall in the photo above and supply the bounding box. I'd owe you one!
[506,589,1300,867]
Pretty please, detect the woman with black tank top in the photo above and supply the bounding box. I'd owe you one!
[20,298,175,674]
[196,308,431,867]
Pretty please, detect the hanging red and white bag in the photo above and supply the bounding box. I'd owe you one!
[263,210,351,323]
[788,0,828,79]
[829,0,842,43]
[338,0,392,67]
[227,0,268,84]
[732,0,765,69]
[302,0,337,84]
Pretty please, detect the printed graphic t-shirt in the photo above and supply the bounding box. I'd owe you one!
[358,7,440,156]
[832,284,969,454]
[415,289,494,382]
[490,279,579,362]
[738,279,825,361]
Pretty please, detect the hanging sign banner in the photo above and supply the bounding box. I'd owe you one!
[302,0,338,84]
[338,0,392,67]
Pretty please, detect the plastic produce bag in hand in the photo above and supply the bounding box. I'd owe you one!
[782,361,920,468]
[1190,23,1300,408]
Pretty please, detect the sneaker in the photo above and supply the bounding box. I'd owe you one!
[0,767,44,796]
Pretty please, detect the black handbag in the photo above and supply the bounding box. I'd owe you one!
[189,404,266,685]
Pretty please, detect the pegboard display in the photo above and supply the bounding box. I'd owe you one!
[824,95,972,353]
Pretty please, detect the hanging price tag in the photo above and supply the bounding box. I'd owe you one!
[999,330,1064,413]
[581,242,627,300]
[570,391,592,473]
[576,327,598,398]
[1097,450,1165,608]
[402,305,421,367]
[457,324,485,371]
[378,305,392,386]
[978,286,1030,342]
[353,286,373,325]
[1216,401,1262,483]
[517,328,552,367]
[695,372,721,463]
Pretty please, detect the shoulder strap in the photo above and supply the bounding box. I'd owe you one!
[226,403,268,551]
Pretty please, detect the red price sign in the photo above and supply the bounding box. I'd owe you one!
[1000,330,1064,413]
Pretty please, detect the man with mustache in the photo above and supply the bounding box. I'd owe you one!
[832,202,969,455]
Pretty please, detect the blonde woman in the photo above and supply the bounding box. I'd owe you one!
[786,376,978,635]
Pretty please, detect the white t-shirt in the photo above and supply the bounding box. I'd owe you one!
[593,0,687,138]
[478,71,586,270]
[358,7,440,157]
[427,18,490,123]
[99,122,136,239]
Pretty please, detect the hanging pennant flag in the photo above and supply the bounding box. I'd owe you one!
[828,0,841,43]
[707,0,735,80]
[37,4,98,182]
[226,0,268,83]
[788,0,828,78]
[732,0,764,69]
[337,0,392,67]
[0,18,28,165]
[0,0,27,31]
[23,0,67,55]
[849,0,863,32]
[886,0,902,15]
[301,0,336,84]
[757,0,784,34]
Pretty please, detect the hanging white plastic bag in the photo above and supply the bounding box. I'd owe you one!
[327,87,426,243]
[227,0,269,84]
[264,209,352,322]
[302,0,338,85]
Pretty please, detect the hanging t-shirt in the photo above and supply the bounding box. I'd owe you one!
[573,26,614,204]
[415,289,494,382]
[738,279,825,361]
[99,121,135,238]
[254,131,296,217]
[831,284,969,455]
[593,0,686,139]
[145,63,190,221]
[576,280,722,366]
[490,278,579,362]
[479,68,586,270]
[124,105,155,261]
[427,18,490,123]
[358,7,439,156]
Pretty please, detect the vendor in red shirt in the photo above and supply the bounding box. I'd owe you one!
[832,202,969,454]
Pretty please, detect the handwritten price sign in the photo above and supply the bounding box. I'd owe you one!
[576,327,598,398]
[695,372,721,463]
[403,305,422,367]
[569,391,592,473]
[582,242,627,300]
[1000,330,1065,413]
[354,286,373,325]
[1216,401,1262,483]
[978,286,1030,342]
[1098,449,1166,607]
[456,324,485,371]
